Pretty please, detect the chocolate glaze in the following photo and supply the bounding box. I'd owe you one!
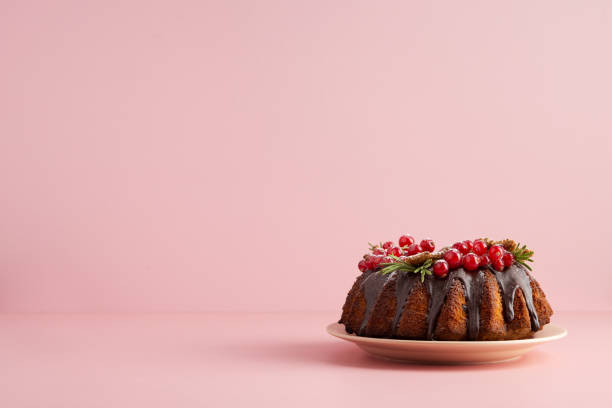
[391,272,421,335]
[356,263,540,340]
[425,268,485,340]
[492,264,540,331]
[359,271,392,335]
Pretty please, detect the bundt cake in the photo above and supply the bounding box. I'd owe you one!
[340,237,553,341]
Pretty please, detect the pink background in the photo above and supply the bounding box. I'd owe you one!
[1,0,611,313]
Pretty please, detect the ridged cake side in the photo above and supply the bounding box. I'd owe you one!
[339,265,553,341]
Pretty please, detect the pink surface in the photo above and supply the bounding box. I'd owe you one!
[2,1,612,312]
[0,311,608,407]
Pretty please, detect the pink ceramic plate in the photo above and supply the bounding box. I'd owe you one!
[326,322,567,364]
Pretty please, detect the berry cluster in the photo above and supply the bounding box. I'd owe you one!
[358,235,436,272]
[433,240,514,278]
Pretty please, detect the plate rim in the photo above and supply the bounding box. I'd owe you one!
[326,322,568,346]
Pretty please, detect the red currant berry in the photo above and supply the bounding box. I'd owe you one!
[358,260,368,272]
[502,252,514,267]
[479,254,491,267]
[492,258,505,271]
[398,235,415,247]
[462,253,480,271]
[388,247,402,257]
[382,241,393,249]
[433,260,449,278]
[463,240,473,252]
[420,239,435,252]
[488,245,505,261]
[473,239,488,256]
[453,242,469,254]
[367,256,383,269]
[405,243,422,256]
[443,249,462,269]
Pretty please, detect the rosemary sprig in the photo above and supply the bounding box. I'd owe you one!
[414,259,433,282]
[379,257,433,282]
[511,242,534,271]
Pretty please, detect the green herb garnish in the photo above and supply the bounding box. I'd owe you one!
[512,242,534,271]
[379,257,433,282]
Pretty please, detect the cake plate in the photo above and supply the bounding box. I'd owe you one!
[326,322,567,365]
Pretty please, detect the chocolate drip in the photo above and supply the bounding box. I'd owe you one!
[359,272,392,335]
[425,268,485,340]
[491,264,540,331]
[391,272,420,335]
[355,263,540,340]
[424,273,451,339]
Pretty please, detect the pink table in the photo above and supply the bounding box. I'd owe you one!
[0,311,609,407]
